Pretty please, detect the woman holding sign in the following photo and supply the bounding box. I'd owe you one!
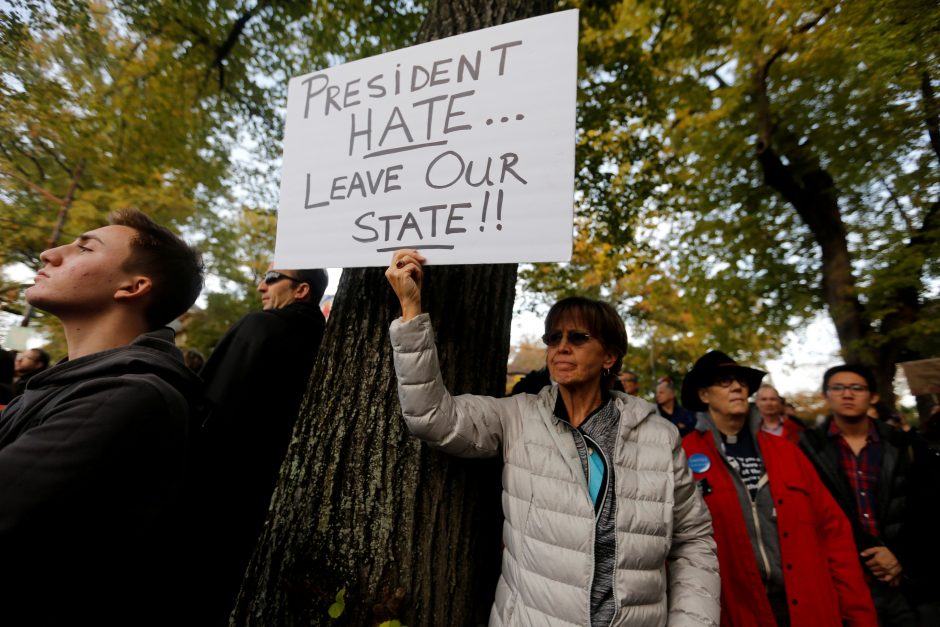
[386,250,719,626]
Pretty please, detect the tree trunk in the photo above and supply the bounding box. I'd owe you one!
[755,140,913,408]
[233,3,552,624]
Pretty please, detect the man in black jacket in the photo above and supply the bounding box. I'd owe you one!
[0,209,203,625]
[12,347,50,396]
[800,364,940,626]
[192,265,327,624]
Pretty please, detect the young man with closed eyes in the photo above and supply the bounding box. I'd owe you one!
[0,209,203,624]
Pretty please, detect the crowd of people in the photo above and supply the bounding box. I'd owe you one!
[0,213,938,626]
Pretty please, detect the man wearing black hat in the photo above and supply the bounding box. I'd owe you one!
[681,350,876,627]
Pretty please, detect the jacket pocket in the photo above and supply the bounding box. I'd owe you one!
[780,476,816,525]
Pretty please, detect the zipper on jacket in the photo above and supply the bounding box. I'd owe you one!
[590,433,617,627]
[582,431,609,523]
[571,428,598,626]
[570,429,596,511]
[750,474,772,582]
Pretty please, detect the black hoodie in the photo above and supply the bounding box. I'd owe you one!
[0,328,200,626]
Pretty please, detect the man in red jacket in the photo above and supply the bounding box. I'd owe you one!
[755,384,805,444]
[680,350,876,626]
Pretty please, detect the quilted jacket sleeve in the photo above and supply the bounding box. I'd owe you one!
[390,314,515,458]
[666,434,721,626]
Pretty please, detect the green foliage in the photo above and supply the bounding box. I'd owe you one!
[327,587,346,619]
[0,0,425,341]
[528,0,940,378]
[0,0,223,269]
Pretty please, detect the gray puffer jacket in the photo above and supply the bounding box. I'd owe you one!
[391,315,719,626]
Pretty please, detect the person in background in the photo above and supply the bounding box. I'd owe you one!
[867,400,910,432]
[0,349,13,406]
[618,369,639,395]
[656,377,696,436]
[922,404,940,451]
[756,384,805,443]
[800,364,940,625]
[190,264,328,625]
[386,250,719,626]
[681,350,876,627]
[510,366,552,395]
[0,209,203,625]
[12,348,50,396]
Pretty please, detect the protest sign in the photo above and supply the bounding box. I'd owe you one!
[899,358,940,396]
[274,10,578,268]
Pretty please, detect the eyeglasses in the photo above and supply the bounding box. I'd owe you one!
[542,330,592,347]
[827,383,869,394]
[262,271,302,286]
[710,373,748,388]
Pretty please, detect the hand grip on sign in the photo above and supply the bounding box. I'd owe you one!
[386,250,426,321]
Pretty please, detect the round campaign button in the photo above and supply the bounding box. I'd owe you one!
[688,453,711,474]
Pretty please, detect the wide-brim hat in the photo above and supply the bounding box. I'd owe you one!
[681,350,767,412]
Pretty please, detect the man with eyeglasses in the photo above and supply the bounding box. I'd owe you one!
[800,364,940,625]
[190,265,328,624]
[681,351,876,626]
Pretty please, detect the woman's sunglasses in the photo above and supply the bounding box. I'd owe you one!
[541,330,592,347]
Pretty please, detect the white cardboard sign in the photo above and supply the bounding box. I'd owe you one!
[274,10,578,268]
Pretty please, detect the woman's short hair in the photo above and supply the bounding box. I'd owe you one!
[544,296,628,387]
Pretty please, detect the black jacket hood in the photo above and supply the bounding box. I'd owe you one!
[22,327,200,403]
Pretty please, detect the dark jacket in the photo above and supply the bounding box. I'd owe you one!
[0,348,13,405]
[12,367,44,397]
[658,402,696,435]
[0,329,199,626]
[799,417,940,610]
[190,300,326,623]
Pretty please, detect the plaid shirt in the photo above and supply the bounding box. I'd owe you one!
[828,418,882,537]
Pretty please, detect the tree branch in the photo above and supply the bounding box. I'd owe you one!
[878,177,916,233]
[35,137,73,179]
[703,63,730,89]
[205,0,272,91]
[0,142,34,179]
[758,4,835,97]
[910,198,940,250]
[649,6,674,57]
[0,167,65,206]
[921,69,940,164]
[11,142,47,182]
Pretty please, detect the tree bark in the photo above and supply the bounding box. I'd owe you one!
[233,2,552,625]
[755,140,870,354]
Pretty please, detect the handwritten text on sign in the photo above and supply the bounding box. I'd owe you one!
[274,10,578,268]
